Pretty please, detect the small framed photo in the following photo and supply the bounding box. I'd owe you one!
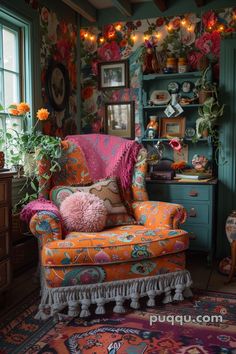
[161,117,186,138]
[105,101,134,139]
[98,60,129,90]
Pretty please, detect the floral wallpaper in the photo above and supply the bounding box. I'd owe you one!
[80,7,236,137]
[40,7,78,137]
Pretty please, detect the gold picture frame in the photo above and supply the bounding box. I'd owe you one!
[160,117,186,138]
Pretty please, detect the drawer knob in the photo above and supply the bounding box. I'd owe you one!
[189,190,198,197]
[189,208,197,217]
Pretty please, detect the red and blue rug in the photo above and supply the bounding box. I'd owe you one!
[0,290,236,353]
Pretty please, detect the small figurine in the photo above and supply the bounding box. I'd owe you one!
[146,116,158,138]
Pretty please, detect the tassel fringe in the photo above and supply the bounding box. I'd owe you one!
[35,270,192,320]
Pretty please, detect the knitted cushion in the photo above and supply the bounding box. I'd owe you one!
[60,191,107,232]
[50,178,136,227]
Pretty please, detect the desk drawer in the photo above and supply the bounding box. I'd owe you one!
[173,201,209,225]
[0,232,8,260]
[147,183,210,202]
[0,260,10,289]
[186,225,210,251]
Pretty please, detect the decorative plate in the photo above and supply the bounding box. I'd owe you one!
[167,81,180,93]
[185,127,195,138]
[150,90,171,105]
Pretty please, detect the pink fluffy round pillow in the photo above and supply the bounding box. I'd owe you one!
[60,191,107,232]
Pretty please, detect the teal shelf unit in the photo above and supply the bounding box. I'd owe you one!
[141,70,214,167]
[142,70,217,262]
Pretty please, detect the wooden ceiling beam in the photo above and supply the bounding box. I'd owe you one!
[111,0,132,17]
[153,0,168,12]
[62,0,96,22]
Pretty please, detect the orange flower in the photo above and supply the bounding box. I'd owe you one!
[171,161,186,170]
[8,104,19,116]
[17,102,30,115]
[37,108,49,120]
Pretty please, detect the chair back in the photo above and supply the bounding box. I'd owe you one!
[37,139,149,203]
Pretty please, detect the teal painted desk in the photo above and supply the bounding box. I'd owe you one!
[146,178,217,263]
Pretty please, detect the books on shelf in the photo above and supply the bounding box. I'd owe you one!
[175,171,212,180]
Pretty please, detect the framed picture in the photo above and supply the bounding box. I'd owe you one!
[105,101,134,139]
[46,61,70,111]
[160,117,186,138]
[98,60,129,90]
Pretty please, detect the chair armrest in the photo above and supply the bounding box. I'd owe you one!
[132,201,187,229]
[29,211,62,249]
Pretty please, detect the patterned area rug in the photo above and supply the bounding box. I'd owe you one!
[0,290,236,353]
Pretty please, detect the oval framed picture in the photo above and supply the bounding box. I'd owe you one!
[46,61,70,111]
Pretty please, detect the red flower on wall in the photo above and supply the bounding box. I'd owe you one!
[202,10,217,29]
[97,41,121,61]
[187,50,204,70]
[81,86,94,100]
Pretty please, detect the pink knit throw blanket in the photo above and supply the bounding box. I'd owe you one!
[20,197,61,223]
[66,134,141,190]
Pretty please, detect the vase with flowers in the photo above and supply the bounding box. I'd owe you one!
[0,102,63,210]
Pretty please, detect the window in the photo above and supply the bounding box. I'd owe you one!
[0,11,31,144]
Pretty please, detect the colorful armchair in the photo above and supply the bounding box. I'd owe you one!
[29,135,192,320]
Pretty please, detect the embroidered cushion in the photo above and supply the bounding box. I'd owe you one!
[50,178,136,227]
[60,191,107,232]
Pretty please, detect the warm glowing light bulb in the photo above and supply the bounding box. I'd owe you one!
[90,35,95,41]
[208,26,212,30]
[167,24,172,32]
[115,24,122,31]
[144,35,149,40]
[187,25,193,32]
[84,32,88,38]
[99,37,104,43]
[132,34,136,41]
[181,19,186,26]
[156,32,161,38]
[219,25,224,31]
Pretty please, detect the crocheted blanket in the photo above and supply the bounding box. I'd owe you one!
[20,197,61,223]
[66,134,141,190]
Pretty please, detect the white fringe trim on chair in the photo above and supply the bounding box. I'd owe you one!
[35,270,192,321]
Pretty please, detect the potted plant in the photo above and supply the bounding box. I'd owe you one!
[195,65,217,104]
[0,102,63,209]
[195,96,225,140]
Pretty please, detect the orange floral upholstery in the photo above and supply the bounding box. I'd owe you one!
[44,252,186,288]
[42,225,188,267]
[29,137,192,319]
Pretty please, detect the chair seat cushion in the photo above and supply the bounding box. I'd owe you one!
[42,225,189,267]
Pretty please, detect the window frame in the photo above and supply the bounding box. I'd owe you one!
[0,0,41,127]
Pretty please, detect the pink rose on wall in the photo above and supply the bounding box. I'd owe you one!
[195,31,220,59]
[111,91,121,101]
[202,10,217,28]
[195,32,212,55]
[187,50,203,70]
[97,41,121,61]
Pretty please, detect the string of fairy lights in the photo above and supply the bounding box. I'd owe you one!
[80,11,236,44]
